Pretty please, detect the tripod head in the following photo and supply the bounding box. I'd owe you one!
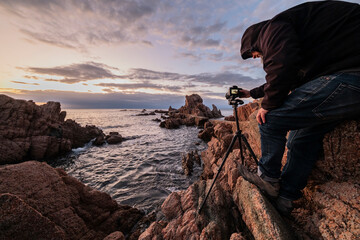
[228,98,244,107]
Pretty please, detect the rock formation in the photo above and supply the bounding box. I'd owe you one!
[181,150,201,176]
[106,132,123,144]
[141,101,360,239]
[0,94,106,164]
[0,161,145,240]
[160,94,222,129]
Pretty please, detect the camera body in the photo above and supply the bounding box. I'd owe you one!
[226,85,244,99]
[225,85,245,105]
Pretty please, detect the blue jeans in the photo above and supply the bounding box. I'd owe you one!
[258,72,360,200]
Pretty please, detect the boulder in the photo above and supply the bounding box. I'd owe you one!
[0,161,144,240]
[106,132,123,144]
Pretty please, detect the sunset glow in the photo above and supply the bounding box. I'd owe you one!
[1,0,357,109]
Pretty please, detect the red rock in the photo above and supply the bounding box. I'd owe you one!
[161,192,183,220]
[103,231,125,240]
[0,193,66,240]
[236,101,260,121]
[0,161,144,240]
[224,115,236,121]
[0,94,105,163]
[138,221,167,240]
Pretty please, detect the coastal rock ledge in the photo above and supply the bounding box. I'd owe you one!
[0,94,106,164]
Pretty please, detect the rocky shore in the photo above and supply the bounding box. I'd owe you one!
[1,94,359,239]
[0,94,125,165]
[140,101,360,240]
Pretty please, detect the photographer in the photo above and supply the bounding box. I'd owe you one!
[238,1,360,215]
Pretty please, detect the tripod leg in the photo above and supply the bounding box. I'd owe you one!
[198,134,239,214]
[238,133,244,165]
[241,134,258,165]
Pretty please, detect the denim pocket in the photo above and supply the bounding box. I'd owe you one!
[312,83,360,120]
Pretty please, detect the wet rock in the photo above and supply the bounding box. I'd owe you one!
[136,111,156,116]
[106,132,123,144]
[159,118,181,129]
[181,150,201,176]
[0,161,144,240]
[152,118,162,122]
[198,121,215,142]
[0,94,105,164]
[154,110,168,114]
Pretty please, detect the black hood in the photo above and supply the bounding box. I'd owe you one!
[240,20,269,59]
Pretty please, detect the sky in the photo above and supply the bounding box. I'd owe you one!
[0,0,358,109]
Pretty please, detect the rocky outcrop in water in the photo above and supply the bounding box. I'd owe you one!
[160,94,222,129]
[181,150,201,176]
[142,101,360,239]
[0,94,106,164]
[0,161,144,240]
[106,132,123,144]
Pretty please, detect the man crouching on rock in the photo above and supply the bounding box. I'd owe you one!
[237,1,360,216]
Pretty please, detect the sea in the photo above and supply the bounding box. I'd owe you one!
[52,109,233,214]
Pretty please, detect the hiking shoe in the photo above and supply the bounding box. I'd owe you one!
[274,196,294,217]
[238,165,280,198]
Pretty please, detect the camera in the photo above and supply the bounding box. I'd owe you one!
[225,85,243,100]
[225,85,245,105]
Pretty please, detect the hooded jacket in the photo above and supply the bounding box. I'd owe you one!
[240,1,360,110]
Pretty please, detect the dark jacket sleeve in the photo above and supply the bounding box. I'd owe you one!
[259,21,302,110]
[250,84,265,98]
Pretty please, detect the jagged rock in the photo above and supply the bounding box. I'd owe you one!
[103,231,125,240]
[0,94,105,164]
[179,94,222,118]
[181,150,201,176]
[0,161,144,240]
[138,221,167,240]
[233,178,295,240]
[211,104,223,118]
[105,132,123,144]
[199,101,360,239]
[157,180,245,240]
[198,122,215,142]
[236,101,260,121]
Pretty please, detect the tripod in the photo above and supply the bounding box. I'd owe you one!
[198,99,258,214]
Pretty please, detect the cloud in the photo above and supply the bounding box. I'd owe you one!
[94,82,182,92]
[0,89,208,109]
[11,81,39,85]
[22,62,122,84]
[0,0,161,49]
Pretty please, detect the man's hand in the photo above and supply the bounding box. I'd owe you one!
[256,108,269,125]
